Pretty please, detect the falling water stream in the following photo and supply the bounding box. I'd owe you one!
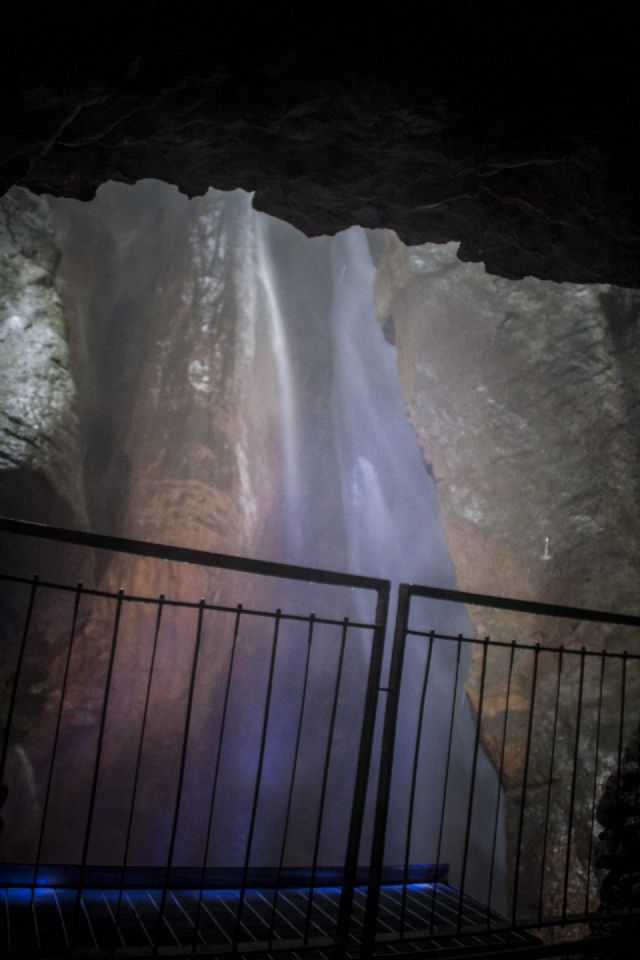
[247,206,506,909]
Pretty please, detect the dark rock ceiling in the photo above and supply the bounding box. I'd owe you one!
[3,2,640,285]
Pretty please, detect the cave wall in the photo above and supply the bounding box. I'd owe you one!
[371,234,640,613]
[0,188,87,533]
[52,181,279,577]
[371,231,640,921]
[0,183,293,865]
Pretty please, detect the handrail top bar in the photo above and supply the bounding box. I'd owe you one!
[403,582,640,628]
[0,516,390,594]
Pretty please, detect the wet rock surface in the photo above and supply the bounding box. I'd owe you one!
[3,4,640,286]
[51,180,270,574]
[0,183,284,863]
[372,231,640,921]
[593,725,640,953]
[0,190,92,851]
[0,189,87,531]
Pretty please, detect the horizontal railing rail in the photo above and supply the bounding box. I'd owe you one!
[0,573,379,631]
[403,581,640,629]
[0,515,389,593]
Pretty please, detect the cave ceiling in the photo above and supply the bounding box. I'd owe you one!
[3,3,640,286]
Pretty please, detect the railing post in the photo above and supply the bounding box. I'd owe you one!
[512,642,540,927]
[70,588,124,956]
[361,583,411,956]
[155,598,206,952]
[562,646,586,922]
[457,634,489,930]
[336,583,390,952]
[538,645,564,926]
[0,576,38,790]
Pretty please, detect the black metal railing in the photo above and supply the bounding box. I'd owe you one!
[2,517,640,959]
[363,582,640,955]
[0,517,389,957]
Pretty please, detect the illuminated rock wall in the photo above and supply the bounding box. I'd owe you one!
[371,230,640,922]
[0,189,87,534]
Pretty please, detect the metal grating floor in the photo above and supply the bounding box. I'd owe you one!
[1,883,539,958]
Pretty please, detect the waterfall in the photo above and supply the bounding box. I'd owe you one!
[249,211,506,909]
[253,213,303,557]
[329,227,452,586]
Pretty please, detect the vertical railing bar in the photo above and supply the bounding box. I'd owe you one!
[269,614,315,947]
[232,610,281,951]
[360,583,408,957]
[429,635,463,934]
[457,636,489,932]
[615,652,628,812]
[111,594,165,955]
[303,617,350,945]
[511,643,540,928]
[486,640,515,928]
[31,583,82,897]
[70,588,124,957]
[0,576,38,787]
[610,651,628,919]
[584,650,606,917]
[537,646,564,926]
[562,646,586,922]
[154,598,206,954]
[631,664,640,918]
[337,583,389,954]
[401,631,435,938]
[193,603,243,954]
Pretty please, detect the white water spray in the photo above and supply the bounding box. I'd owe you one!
[253,213,303,556]
[248,217,507,910]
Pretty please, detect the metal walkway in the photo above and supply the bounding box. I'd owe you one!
[1,882,538,958]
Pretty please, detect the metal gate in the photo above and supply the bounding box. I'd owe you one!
[362,582,640,956]
[0,517,389,957]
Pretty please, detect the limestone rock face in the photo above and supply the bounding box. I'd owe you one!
[52,181,276,579]
[372,235,640,612]
[0,188,87,531]
[2,5,640,286]
[0,189,89,851]
[371,231,640,922]
[0,183,291,863]
[0,187,89,602]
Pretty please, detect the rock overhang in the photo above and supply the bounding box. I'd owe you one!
[3,3,640,286]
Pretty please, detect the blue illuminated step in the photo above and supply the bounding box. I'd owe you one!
[0,862,448,890]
